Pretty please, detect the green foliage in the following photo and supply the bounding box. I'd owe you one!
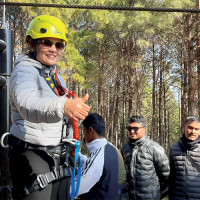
[165,0,195,8]
[7,0,195,150]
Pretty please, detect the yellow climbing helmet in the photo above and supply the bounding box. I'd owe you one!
[25,15,68,44]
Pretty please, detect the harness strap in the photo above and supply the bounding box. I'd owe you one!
[39,65,67,96]
[24,165,72,195]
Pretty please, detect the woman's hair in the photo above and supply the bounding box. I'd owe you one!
[82,113,105,137]
[25,36,38,58]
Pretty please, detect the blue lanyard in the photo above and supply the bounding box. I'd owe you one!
[70,141,82,200]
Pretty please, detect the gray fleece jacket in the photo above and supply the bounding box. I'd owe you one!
[10,54,68,146]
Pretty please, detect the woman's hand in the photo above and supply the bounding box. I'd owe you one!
[64,94,90,122]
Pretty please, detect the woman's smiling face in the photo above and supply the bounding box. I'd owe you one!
[36,37,64,66]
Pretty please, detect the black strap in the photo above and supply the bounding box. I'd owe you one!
[24,165,72,195]
[186,154,200,172]
[178,142,200,173]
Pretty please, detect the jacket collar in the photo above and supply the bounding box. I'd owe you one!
[87,138,107,152]
[14,54,43,70]
[181,134,200,150]
[128,134,148,146]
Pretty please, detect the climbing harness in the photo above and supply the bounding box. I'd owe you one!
[7,134,75,197]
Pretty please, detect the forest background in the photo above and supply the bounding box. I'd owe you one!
[1,0,200,154]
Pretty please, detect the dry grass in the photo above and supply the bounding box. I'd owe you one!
[163,197,169,200]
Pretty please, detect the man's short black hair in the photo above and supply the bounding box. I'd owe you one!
[128,115,147,127]
[185,116,200,125]
[82,113,105,137]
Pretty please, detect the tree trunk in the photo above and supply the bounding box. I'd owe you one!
[196,0,200,117]
[187,14,197,116]
[152,39,157,141]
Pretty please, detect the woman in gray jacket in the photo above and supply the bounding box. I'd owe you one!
[9,15,90,200]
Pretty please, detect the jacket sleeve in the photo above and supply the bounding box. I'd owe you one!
[10,64,67,123]
[153,143,170,192]
[77,149,104,195]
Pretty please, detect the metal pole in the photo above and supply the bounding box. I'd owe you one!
[0,29,13,133]
[0,29,13,200]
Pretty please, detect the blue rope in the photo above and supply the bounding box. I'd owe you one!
[70,141,82,200]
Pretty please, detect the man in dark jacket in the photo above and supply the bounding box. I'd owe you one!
[121,115,170,200]
[169,116,200,200]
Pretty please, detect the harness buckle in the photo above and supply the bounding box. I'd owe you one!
[51,168,58,180]
[37,174,48,189]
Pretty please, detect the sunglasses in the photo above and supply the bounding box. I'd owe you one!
[38,39,66,51]
[126,126,144,132]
